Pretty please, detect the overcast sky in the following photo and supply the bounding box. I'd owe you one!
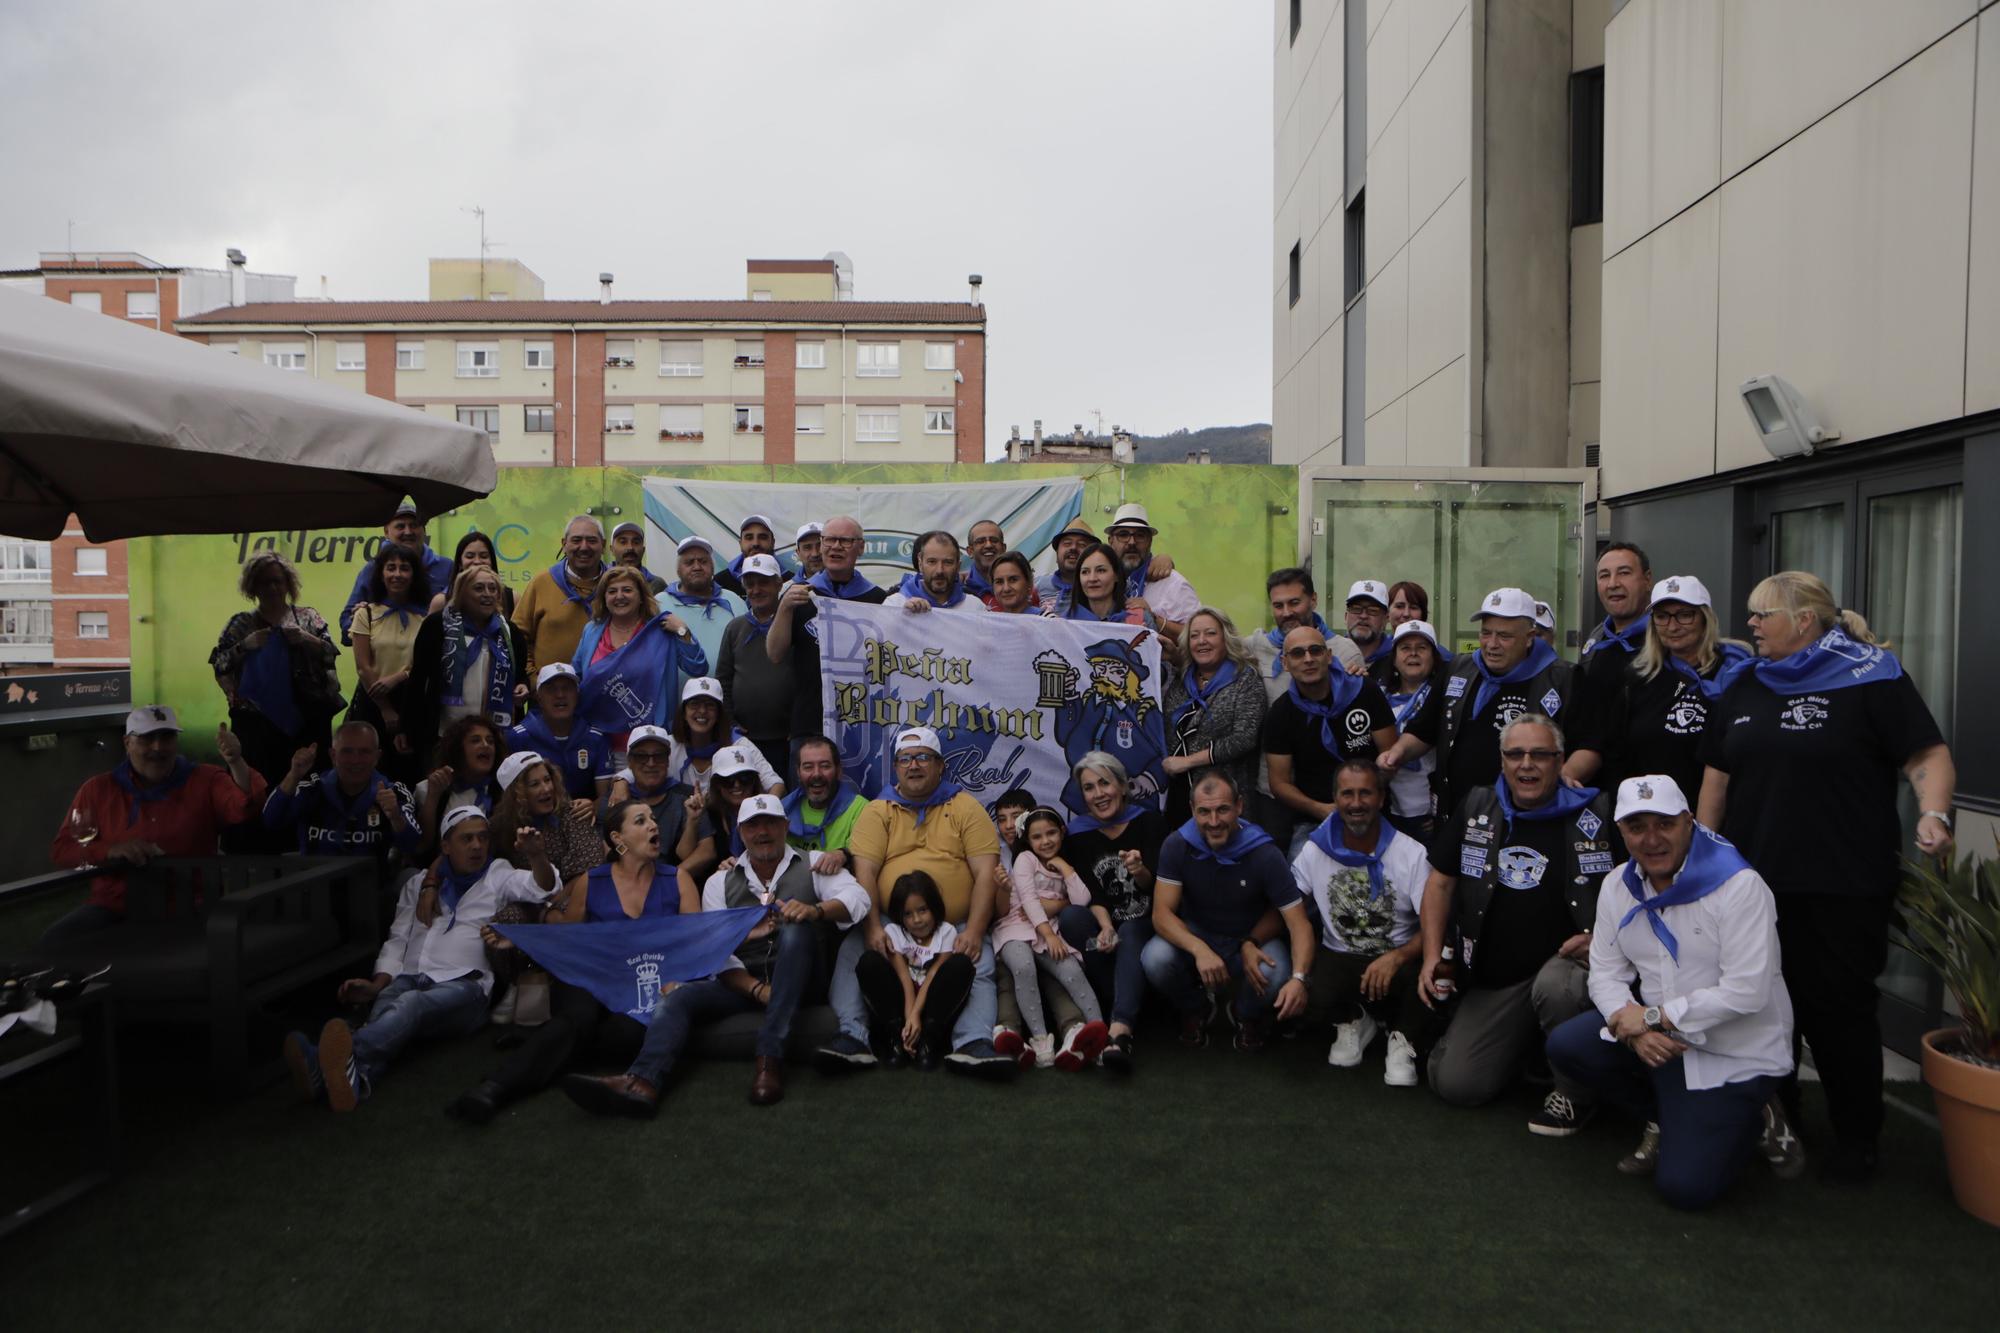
[0,1,1273,458]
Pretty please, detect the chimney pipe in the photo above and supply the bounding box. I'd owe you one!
[968,273,983,305]
[1032,419,1042,453]
[226,247,247,306]
[598,272,614,305]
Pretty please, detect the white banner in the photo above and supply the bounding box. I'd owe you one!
[814,597,1169,820]
[640,476,1084,582]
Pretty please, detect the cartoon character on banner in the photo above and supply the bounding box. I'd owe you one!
[1036,635,1166,817]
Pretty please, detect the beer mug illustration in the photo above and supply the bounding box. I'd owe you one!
[1034,649,1078,708]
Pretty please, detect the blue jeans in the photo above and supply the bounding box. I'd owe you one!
[352,974,489,1084]
[1546,1011,1776,1211]
[1057,906,1153,1029]
[627,921,822,1081]
[831,923,996,1051]
[1140,924,1290,1022]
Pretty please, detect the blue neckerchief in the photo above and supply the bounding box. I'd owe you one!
[1307,817,1395,900]
[783,779,862,846]
[375,598,425,630]
[1494,781,1599,829]
[725,552,751,583]
[236,626,302,735]
[1751,625,1904,695]
[575,616,678,734]
[1617,824,1753,962]
[1471,638,1559,719]
[665,582,732,615]
[1176,817,1275,866]
[436,858,491,925]
[549,561,598,608]
[1066,597,1126,623]
[110,757,193,824]
[1124,563,1149,600]
[896,572,967,609]
[1387,680,1431,729]
[809,569,880,600]
[517,709,571,753]
[1668,642,1755,701]
[964,565,995,600]
[740,606,777,639]
[449,782,496,817]
[315,769,385,841]
[1582,614,1647,658]
[892,779,962,828]
[1173,660,1239,727]
[1362,636,1394,665]
[440,606,513,721]
[1068,803,1146,836]
[1287,673,1367,755]
[1265,614,1333,677]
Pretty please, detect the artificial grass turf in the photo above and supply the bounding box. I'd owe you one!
[2,1024,1992,1330]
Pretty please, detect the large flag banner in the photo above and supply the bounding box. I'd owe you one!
[640,476,1084,582]
[815,597,1167,820]
[495,907,766,1023]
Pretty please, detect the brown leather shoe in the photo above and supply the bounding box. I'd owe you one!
[749,1056,785,1106]
[561,1072,660,1118]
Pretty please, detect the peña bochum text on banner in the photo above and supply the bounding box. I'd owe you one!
[814,597,1168,821]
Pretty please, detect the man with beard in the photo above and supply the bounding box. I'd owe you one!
[785,735,870,870]
[887,530,989,614]
[1104,503,1200,640]
[609,521,668,595]
[715,513,777,598]
[1252,567,1364,696]
[963,519,1006,606]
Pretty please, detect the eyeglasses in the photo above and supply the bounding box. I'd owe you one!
[1284,644,1329,660]
[1650,606,1702,626]
[895,752,939,767]
[1499,748,1562,763]
[820,536,860,547]
[629,750,670,766]
[1745,607,1787,622]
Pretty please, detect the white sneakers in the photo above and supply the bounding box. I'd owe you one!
[1383,1032,1418,1087]
[1029,1033,1056,1068]
[1326,1013,1379,1067]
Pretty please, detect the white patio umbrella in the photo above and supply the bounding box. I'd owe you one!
[0,286,496,541]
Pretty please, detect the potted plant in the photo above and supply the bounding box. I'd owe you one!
[1896,849,2000,1226]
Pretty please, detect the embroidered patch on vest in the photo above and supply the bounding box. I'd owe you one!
[1575,809,1601,840]
[1540,688,1562,715]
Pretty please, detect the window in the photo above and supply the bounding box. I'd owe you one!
[335,341,365,371]
[660,340,703,376]
[264,344,308,372]
[456,406,500,435]
[0,601,52,643]
[734,404,765,433]
[924,342,955,371]
[1289,241,1302,308]
[0,540,51,580]
[396,341,426,370]
[856,407,900,442]
[659,405,704,440]
[1289,0,1301,44]
[69,292,101,313]
[796,340,826,370]
[77,611,109,640]
[857,343,900,377]
[605,405,635,434]
[75,548,107,577]
[456,342,499,377]
[751,289,773,301]
[734,339,765,368]
[524,340,555,369]
[1569,67,1606,227]
[1344,192,1366,304]
[524,405,556,433]
[925,408,955,435]
[1344,0,1367,200]
[796,404,826,435]
[127,291,159,320]
[604,339,636,369]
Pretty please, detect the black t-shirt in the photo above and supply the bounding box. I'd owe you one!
[1700,672,1942,897]
[784,587,888,734]
[1408,665,1573,812]
[1428,807,1579,989]
[1579,660,1726,798]
[1066,810,1167,924]
[1262,681,1396,801]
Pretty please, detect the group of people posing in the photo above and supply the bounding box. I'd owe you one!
[42,498,1958,1213]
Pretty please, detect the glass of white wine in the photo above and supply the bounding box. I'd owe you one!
[67,807,99,864]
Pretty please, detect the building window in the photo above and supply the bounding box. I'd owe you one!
[524,340,555,369]
[127,291,159,320]
[0,600,52,643]
[660,340,703,375]
[856,407,900,442]
[335,341,365,371]
[796,340,826,370]
[1570,67,1606,227]
[604,339,636,369]
[751,289,773,301]
[659,405,704,441]
[734,339,765,368]
[524,405,556,433]
[456,405,500,435]
[924,342,955,371]
[1289,0,1302,44]
[396,341,425,370]
[605,405,635,434]
[75,547,107,577]
[1288,242,1302,308]
[925,408,955,435]
[69,292,102,313]
[456,342,500,377]
[1344,191,1366,305]
[264,344,308,372]
[857,343,900,378]
[77,611,109,640]
[734,404,766,434]
[796,404,826,435]
[0,540,51,580]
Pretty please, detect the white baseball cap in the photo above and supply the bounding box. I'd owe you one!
[1652,574,1713,610]
[1615,774,1691,823]
[125,705,181,736]
[498,752,544,791]
[741,553,782,579]
[739,513,774,534]
[1533,601,1555,631]
[1471,587,1540,621]
[676,535,715,556]
[535,663,579,690]
[627,724,672,751]
[1392,619,1440,650]
[894,726,943,757]
[1106,502,1157,533]
[611,521,644,539]
[712,746,760,778]
[795,521,824,542]
[1345,579,1389,608]
[439,805,489,837]
[738,793,786,822]
[681,676,724,704]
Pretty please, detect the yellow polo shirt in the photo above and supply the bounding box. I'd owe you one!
[847,791,1000,923]
[512,566,600,674]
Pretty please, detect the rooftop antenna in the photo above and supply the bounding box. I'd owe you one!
[460,205,504,300]
[1090,409,1105,438]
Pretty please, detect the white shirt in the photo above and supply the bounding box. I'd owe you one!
[884,592,989,614]
[375,859,551,994]
[1587,860,1795,1090]
[886,921,959,984]
[1289,824,1430,954]
[702,844,872,971]
[639,733,781,795]
[1138,569,1201,625]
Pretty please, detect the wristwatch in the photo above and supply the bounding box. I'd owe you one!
[1922,809,1954,829]
[1642,1005,1665,1033]
[1290,971,1310,989]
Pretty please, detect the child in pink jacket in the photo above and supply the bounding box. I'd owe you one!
[992,808,1111,1068]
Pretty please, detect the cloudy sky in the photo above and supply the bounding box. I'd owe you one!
[0,1,1273,457]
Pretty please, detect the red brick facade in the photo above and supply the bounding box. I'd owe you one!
[762,331,797,464]
[50,530,130,667]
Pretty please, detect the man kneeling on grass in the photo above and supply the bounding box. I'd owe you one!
[1141,768,1315,1051]
[282,806,555,1111]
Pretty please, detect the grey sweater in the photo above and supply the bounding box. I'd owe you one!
[1161,663,1269,797]
[715,615,795,742]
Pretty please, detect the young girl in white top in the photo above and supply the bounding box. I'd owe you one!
[991,809,1111,1068]
[854,872,974,1070]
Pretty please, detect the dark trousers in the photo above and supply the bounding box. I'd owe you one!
[1775,892,1891,1149]
[1304,949,1439,1046]
[1058,905,1152,1028]
[855,950,974,1051]
[485,978,645,1100]
[1547,1012,1776,1211]
[748,737,791,786]
[626,921,824,1083]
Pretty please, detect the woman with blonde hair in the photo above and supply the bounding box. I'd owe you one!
[1159,607,1266,827]
[571,564,704,753]
[401,565,530,759]
[1696,568,1956,1185]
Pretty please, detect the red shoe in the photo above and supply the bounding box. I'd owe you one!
[1056,1021,1110,1070]
[992,1026,1032,1068]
